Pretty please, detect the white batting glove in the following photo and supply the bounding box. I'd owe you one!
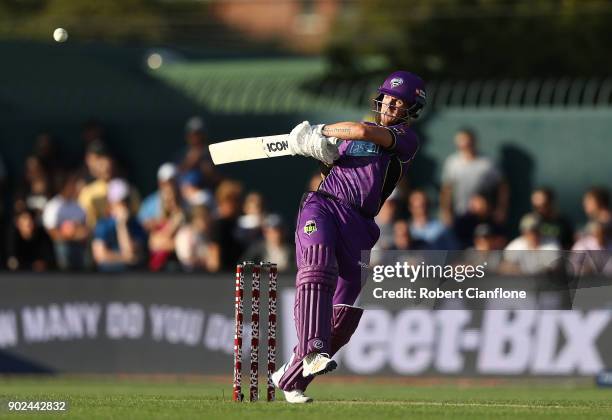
[288,121,312,156]
[310,124,340,165]
[288,121,340,165]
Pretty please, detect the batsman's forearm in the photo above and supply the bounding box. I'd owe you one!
[322,122,393,148]
[322,122,365,140]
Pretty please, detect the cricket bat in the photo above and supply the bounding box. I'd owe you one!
[208,135,291,165]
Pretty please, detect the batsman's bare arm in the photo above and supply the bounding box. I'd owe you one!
[322,122,394,149]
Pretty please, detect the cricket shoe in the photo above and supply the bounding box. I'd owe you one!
[302,352,337,378]
[271,361,313,404]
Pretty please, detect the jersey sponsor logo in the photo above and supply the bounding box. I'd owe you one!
[265,140,289,153]
[346,141,380,157]
[303,220,317,236]
[390,77,403,88]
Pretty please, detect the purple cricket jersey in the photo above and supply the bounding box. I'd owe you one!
[318,121,419,218]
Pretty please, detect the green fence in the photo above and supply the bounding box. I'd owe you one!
[1,41,610,228]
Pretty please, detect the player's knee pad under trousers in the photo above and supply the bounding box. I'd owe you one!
[295,244,338,357]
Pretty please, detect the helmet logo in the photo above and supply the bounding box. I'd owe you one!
[390,78,403,88]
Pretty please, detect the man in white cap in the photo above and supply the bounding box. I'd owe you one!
[92,178,147,271]
[138,162,180,232]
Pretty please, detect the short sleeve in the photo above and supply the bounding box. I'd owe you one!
[384,124,419,162]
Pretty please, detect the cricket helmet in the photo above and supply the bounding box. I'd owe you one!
[373,70,427,121]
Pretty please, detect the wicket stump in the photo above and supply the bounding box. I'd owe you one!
[233,261,277,402]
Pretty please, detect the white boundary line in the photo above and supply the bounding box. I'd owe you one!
[320,400,604,410]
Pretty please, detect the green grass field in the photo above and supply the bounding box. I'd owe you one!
[1,376,611,419]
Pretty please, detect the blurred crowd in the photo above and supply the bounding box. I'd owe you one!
[1,117,294,273]
[0,123,610,274]
[372,129,612,274]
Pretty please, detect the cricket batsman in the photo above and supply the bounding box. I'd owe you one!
[271,71,426,403]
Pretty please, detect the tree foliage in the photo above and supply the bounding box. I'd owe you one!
[326,0,612,79]
[0,0,212,43]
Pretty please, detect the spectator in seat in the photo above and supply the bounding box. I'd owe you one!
[92,179,147,271]
[14,155,54,218]
[208,180,244,272]
[502,214,561,275]
[80,140,107,184]
[572,221,612,252]
[74,119,107,171]
[147,180,185,271]
[582,187,611,232]
[242,214,295,272]
[462,223,505,272]
[42,173,89,270]
[78,146,115,228]
[440,128,508,225]
[79,150,139,229]
[179,170,214,209]
[529,187,574,249]
[473,223,506,251]
[7,209,55,271]
[33,132,64,189]
[237,191,266,245]
[453,193,502,249]
[391,220,428,251]
[408,189,458,250]
[175,205,214,271]
[570,222,612,275]
[138,162,180,232]
[177,116,222,190]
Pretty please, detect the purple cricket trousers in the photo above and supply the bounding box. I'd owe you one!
[278,192,378,391]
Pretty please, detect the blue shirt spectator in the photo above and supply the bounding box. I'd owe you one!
[138,162,179,231]
[408,189,459,250]
[92,178,147,271]
[94,217,147,254]
[179,170,214,208]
